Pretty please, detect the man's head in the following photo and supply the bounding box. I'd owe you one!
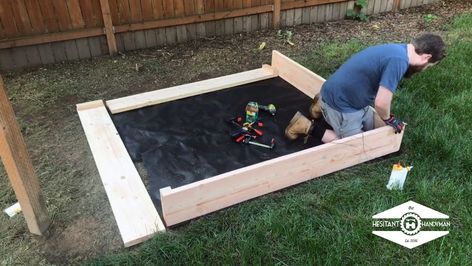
[405,33,446,78]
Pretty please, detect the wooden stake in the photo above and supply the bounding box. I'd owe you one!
[0,76,49,235]
[273,0,281,28]
[99,0,118,55]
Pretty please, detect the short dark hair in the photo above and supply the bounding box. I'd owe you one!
[413,33,446,63]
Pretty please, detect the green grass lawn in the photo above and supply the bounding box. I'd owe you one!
[90,15,472,265]
[90,13,472,266]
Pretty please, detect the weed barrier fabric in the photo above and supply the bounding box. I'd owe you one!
[112,77,322,206]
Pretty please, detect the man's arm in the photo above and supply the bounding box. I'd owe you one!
[374,86,393,120]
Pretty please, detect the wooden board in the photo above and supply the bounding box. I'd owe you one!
[88,36,104,57]
[294,8,302,25]
[367,0,375,14]
[309,6,318,23]
[64,40,80,60]
[77,100,165,247]
[106,66,277,114]
[271,50,325,98]
[302,6,311,24]
[24,46,42,66]
[316,4,326,22]
[11,47,28,68]
[0,76,50,235]
[161,125,404,226]
[285,8,294,26]
[80,50,404,244]
[51,42,68,62]
[76,38,92,59]
[0,51,14,70]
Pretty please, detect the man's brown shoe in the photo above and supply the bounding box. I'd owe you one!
[285,111,313,140]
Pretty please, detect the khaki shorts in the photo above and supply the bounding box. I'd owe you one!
[320,99,374,138]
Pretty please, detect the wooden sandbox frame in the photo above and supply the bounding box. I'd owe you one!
[77,51,405,247]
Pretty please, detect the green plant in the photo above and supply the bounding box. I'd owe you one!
[277,30,295,46]
[424,13,439,24]
[347,0,369,22]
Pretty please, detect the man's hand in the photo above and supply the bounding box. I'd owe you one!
[383,114,405,134]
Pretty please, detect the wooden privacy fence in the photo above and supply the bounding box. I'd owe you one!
[0,0,436,70]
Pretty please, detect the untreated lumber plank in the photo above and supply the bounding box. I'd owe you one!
[271,50,325,98]
[0,76,50,235]
[77,100,165,247]
[106,66,277,114]
[161,125,404,226]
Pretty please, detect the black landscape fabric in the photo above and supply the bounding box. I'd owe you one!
[112,77,322,205]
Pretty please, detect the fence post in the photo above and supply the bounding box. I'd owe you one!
[99,0,118,55]
[273,0,281,28]
[0,76,50,235]
[393,0,402,11]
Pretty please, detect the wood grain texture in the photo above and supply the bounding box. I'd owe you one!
[77,100,165,247]
[106,66,277,114]
[64,40,80,60]
[159,58,404,228]
[24,0,46,33]
[66,0,86,29]
[0,50,14,69]
[325,3,333,21]
[11,47,28,68]
[285,8,294,26]
[87,36,104,56]
[271,50,325,98]
[0,2,19,37]
[251,0,260,31]
[134,30,147,49]
[273,0,281,27]
[242,0,252,32]
[37,43,56,64]
[293,8,302,25]
[99,0,118,55]
[367,0,375,14]
[128,0,142,22]
[51,42,68,62]
[24,46,42,65]
[162,125,403,226]
[316,4,325,22]
[0,76,50,235]
[11,0,33,35]
[76,38,92,58]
